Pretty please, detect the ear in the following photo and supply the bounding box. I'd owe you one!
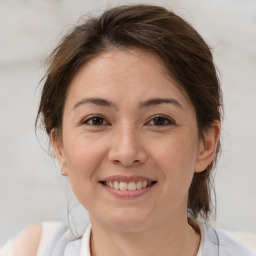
[194,121,220,173]
[50,129,68,176]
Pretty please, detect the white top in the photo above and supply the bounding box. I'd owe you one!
[196,221,204,256]
[78,223,204,256]
[79,224,92,256]
[1,220,255,256]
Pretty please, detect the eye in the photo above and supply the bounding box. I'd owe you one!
[82,115,109,126]
[147,115,174,126]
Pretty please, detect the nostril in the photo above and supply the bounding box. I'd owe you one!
[133,160,141,165]
[108,145,147,166]
[112,159,140,166]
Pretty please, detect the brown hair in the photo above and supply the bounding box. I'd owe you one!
[36,4,222,220]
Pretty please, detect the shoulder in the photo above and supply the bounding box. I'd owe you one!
[13,223,42,256]
[203,223,256,256]
[0,221,62,256]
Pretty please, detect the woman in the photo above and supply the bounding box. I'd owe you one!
[1,4,255,256]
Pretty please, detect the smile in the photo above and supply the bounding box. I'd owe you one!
[101,181,156,191]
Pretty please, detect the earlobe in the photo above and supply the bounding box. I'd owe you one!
[194,121,220,173]
[50,129,68,176]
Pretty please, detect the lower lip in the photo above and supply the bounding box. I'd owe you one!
[101,184,154,199]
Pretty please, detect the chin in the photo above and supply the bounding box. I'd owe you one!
[107,210,154,232]
[91,207,153,233]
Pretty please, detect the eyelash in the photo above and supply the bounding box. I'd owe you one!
[81,115,175,127]
[81,115,109,126]
[147,115,175,126]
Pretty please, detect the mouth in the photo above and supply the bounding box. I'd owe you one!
[99,176,157,198]
[100,180,157,191]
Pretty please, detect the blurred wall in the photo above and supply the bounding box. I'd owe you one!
[0,0,256,245]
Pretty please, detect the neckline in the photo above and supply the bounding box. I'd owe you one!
[79,221,205,256]
[195,221,205,256]
[80,224,91,256]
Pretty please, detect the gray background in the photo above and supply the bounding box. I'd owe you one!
[0,0,256,245]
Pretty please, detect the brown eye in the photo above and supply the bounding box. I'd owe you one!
[83,116,108,126]
[148,116,173,126]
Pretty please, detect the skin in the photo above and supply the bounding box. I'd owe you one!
[52,48,220,256]
[13,223,42,256]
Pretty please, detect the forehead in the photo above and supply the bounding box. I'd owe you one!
[74,48,173,84]
[65,48,191,109]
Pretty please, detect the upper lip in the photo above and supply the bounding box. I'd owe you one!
[100,175,156,183]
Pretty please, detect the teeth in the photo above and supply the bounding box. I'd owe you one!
[136,181,142,189]
[120,182,128,190]
[114,181,120,189]
[109,181,114,188]
[104,181,154,190]
[128,181,136,191]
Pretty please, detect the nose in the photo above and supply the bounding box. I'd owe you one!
[108,125,147,167]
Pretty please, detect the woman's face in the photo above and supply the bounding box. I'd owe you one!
[53,49,216,231]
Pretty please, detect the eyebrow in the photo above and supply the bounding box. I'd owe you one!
[73,97,117,110]
[73,97,183,110]
[139,98,183,110]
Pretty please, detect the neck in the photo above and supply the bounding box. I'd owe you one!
[89,216,200,256]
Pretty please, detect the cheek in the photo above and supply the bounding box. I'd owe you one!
[150,132,198,185]
[64,131,105,168]
[63,137,105,209]
[62,133,106,196]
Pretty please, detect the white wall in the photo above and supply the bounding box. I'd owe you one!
[0,0,256,245]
